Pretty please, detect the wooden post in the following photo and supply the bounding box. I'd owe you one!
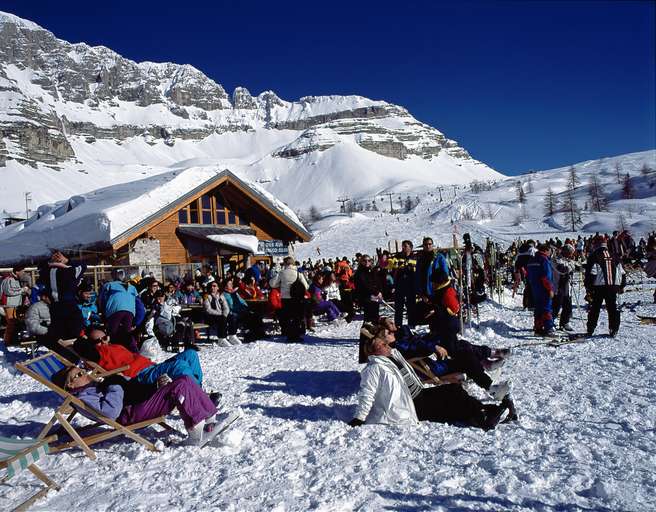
[93,266,98,291]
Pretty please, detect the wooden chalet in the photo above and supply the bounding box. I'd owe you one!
[0,169,311,275]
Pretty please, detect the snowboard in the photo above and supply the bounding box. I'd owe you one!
[637,315,656,325]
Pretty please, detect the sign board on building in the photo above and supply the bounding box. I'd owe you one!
[257,239,289,257]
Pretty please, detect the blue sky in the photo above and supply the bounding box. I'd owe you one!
[2,0,654,175]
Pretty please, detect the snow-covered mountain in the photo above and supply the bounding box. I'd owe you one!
[295,150,656,259]
[0,11,501,217]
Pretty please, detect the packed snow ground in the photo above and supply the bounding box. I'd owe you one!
[1,289,655,511]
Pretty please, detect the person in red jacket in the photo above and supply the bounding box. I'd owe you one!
[73,329,205,388]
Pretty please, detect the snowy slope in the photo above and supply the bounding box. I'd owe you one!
[1,290,655,511]
[295,150,656,260]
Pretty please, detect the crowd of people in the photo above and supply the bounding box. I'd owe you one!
[0,228,654,440]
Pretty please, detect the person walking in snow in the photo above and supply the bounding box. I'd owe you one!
[585,235,626,337]
[527,243,555,336]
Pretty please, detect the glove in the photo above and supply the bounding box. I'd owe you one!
[348,418,365,427]
[157,374,173,389]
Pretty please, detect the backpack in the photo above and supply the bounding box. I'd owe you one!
[289,271,306,300]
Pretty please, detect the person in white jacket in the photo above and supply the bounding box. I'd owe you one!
[203,281,234,347]
[349,324,512,430]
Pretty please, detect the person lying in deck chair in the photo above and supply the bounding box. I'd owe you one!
[378,317,512,400]
[52,367,221,446]
[348,323,513,430]
[73,329,212,392]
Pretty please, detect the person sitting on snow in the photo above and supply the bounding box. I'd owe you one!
[379,316,511,400]
[348,324,513,430]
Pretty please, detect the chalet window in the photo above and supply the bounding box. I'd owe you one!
[216,210,226,224]
[178,209,188,224]
[227,211,236,224]
[189,201,199,224]
[199,194,213,224]
[238,212,249,226]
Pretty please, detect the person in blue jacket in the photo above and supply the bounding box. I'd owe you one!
[526,243,555,335]
[99,269,139,351]
[78,283,101,329]
[414,237,449,324]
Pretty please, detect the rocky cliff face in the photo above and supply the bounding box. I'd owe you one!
[0,11,482,169]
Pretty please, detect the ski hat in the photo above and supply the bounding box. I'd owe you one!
[562,244,575,255]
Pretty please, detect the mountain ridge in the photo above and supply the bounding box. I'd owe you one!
[1,10,500,215]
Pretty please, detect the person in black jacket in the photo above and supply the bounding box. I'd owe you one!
[388,240,417,328]
[355,255,383,363]
[38,250,87,346]
[584,236,626,337]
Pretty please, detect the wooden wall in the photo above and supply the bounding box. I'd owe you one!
[146,212,187,264]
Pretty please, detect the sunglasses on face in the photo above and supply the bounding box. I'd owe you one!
[91,335,109,343]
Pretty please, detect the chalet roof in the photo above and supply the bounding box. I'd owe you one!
[0,166,310,265]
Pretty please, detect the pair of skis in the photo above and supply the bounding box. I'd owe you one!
[637,315,656,325]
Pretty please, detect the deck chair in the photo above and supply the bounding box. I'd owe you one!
[407,356,465,386]
[15,351,174,460]
[0,435,60,512]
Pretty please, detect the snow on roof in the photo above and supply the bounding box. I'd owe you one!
[0,166,308,265]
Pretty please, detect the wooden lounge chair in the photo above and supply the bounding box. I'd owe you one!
[15,351,175,460]
[0,435,60,512]
[407,356,465,386]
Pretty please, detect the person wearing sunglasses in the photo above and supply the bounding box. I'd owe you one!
[52,366,223,446]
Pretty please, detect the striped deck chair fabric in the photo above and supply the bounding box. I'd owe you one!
[24,356,67,385]
[0,436,60,512]
[1,437,50,478]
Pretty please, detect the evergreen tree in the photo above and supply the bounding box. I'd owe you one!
[404,196,413,213]
[615,162,622,184]
[527,173,535,194]
[516,181,526,204]
[309,205,321,222]
[568,166,580,190]
[622,173,634,199]
[561,188,581,231]
[588,174,607,212]
[544,187,557,216]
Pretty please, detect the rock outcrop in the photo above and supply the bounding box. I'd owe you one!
[0,10,483,169]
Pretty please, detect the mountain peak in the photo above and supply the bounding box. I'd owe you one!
[0,11,43,31]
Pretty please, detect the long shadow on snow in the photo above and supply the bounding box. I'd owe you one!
[244,370,360,399]
[376,490,616,512]
[0,420,51,438]
[244,402,354,423]
[303,333,357,347]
